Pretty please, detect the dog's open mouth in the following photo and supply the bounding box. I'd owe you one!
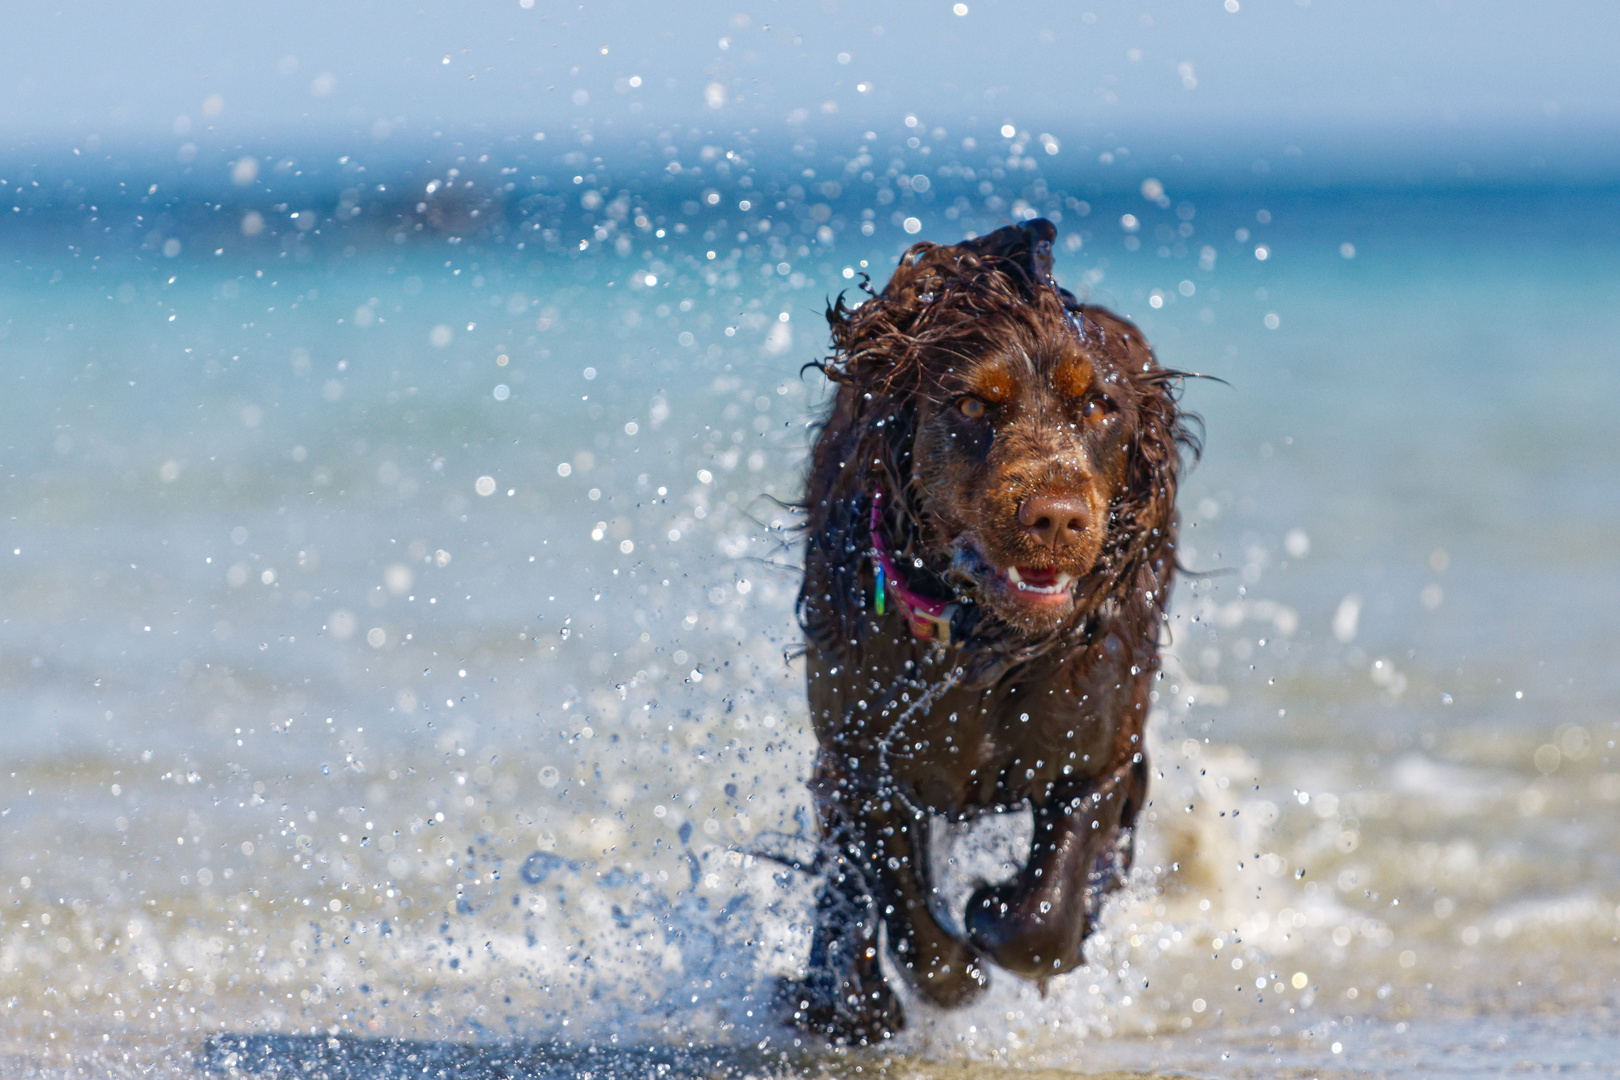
[1001,565,1077,605]
[952,543,1081,612]
[1005,565,1075,596]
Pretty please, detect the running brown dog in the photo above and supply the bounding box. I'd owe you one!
[782,219,1197,1041]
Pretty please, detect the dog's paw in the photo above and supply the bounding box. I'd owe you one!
[774,973,906,1045]
[965,880,1091,980]
[900,945,990,1008]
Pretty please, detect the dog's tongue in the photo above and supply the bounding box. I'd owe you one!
[1014,566,1060,588]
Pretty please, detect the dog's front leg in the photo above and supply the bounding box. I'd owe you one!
[777,764,906,1042]
[781,759,989,1040]
[852,795,989,1009]
[963,753,1148,980]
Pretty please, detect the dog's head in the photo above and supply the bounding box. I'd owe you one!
[819,220,1188,640]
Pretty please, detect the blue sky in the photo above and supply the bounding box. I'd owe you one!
[3,0,1616,192]
[7,1,1615,141]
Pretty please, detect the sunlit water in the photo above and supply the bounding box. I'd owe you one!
[1,143,1617,1077]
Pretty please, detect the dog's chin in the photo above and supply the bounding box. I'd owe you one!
[949,541,1095,635]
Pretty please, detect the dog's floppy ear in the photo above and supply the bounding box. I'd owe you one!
[820,254,937,397]
[1080,307,1189,583]
[1128,354,1184,548]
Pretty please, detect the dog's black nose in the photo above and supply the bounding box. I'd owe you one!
[1016,495,1089,548]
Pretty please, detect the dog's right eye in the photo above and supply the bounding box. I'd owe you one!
[958,397,987,420]
[1080,395,1118,420]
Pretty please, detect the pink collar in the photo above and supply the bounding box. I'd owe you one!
[870,491,962,645]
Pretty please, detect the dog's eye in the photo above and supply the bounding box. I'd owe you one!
[1081,397,1115,420]
[958,397,987,420]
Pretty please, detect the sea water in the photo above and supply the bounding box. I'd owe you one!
[0,139,1617,1077]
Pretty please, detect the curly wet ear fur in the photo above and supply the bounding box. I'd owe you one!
[1070,305,1200,609]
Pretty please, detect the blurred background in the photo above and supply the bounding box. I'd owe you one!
[1,2,1617,1076]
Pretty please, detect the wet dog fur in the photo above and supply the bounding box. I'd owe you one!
[780,219,1197,1042]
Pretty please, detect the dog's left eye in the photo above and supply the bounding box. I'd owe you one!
[1080,397,1115,420]
[958,396,987,420]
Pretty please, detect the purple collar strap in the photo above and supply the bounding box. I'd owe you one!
[869,490,962,645]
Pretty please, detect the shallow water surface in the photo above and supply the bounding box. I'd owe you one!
[1,154,1617,1077]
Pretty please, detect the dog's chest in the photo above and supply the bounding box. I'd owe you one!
[888,677,1123,813]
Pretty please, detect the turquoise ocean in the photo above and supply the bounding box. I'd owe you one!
[1,133,1617,1076]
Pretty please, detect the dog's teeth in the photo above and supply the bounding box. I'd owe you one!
[1003,569,1076,596]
